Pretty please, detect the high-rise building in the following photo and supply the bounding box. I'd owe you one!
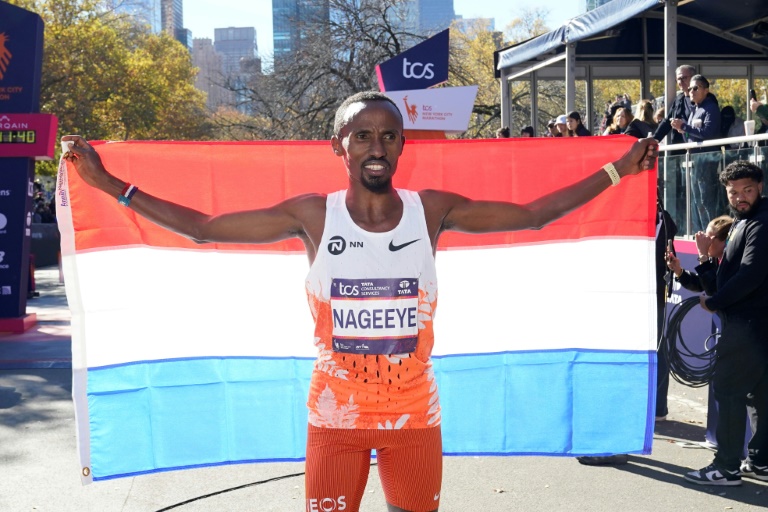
[109,0,191,49]
[213,27,262,113]
[214,27,260,76]
[192,38,234,111]
[109,0,162,34]
[390,0,455,40]
[416,0,455,33]
[161,0,191,49]
[586,0,612,11]
[272,0,330,66]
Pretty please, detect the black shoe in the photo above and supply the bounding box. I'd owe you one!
[576,454,628,466]
[740,460,768,481]
[684,463,741,486]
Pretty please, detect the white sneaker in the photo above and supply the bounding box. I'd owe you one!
[684,464,742,486]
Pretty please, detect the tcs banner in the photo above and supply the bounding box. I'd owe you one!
[376,29,449,92]
[386,86,478,133]
[0,2,44,113]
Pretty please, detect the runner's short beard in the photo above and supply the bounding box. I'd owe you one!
[362,175,392,193]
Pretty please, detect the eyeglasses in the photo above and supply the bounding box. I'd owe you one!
[687,86,701,92]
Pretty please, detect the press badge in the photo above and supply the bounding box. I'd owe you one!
[330,278,419,354]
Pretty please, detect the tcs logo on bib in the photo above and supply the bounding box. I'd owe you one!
[307,496,346,511]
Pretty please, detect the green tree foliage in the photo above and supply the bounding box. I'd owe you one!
[7,0,211,174]
[447,9,552,138]
[446,19,503,138]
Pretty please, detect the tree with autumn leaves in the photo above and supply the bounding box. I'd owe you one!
[7,0,211,176]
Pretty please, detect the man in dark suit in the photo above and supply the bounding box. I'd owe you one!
[655,65,695,145]
[653,65,697,233]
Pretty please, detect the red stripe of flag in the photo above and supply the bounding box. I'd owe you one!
[64,136,655,253]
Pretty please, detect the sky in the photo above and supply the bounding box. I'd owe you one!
[183,0,584,62]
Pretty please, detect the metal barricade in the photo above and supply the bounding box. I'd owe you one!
[659,133,768,237]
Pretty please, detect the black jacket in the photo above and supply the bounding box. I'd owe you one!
[706,198,768,323]
[705,198,768,393]
[676,260,718,296]
[664,91,694,145]
[574,124,591,137]
[624,119,653,139]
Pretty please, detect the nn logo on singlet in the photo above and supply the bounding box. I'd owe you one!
[327,235,363,255]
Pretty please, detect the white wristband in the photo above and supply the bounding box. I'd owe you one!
[603,163,621,186]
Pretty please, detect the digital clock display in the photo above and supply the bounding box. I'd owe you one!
[0,130,37,144]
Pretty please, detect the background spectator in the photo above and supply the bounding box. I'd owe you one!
[751,98,768,132]
[616,107,653,138]
[603,104,624,135]
[546,119,557,137]
[720,106,745,148]
[655,65,696,146]
[566,111,591,136]
[496,126,511,138]
[671,74,722,231]
[520,126,534,137]
[636,100,658,132]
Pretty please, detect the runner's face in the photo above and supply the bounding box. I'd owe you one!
[726,178,763,216]
[332,101,404,193]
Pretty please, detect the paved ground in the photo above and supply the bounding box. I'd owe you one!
[2,268,768,511]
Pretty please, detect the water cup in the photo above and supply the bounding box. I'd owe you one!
[745,120,756,136]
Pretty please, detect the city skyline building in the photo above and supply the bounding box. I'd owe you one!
[109,0,191,49]
[272,0,330,66]
[214,27,260,76]
[109,0,162,34]
[192,38,234,111]
[414,0,455,33]
[388,0,456,46]
[161,0,192,49]
[162,0,183,34]
[213,26,262,114]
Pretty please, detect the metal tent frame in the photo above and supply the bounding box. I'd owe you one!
[495,0,768,132]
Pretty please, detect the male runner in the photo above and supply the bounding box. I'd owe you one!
[63,91,657,512]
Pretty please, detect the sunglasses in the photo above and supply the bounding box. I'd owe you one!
[677,75,692,81]
[687,86,702,92]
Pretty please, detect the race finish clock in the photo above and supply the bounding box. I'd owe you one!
[1,130,37,144]
[0,113,57,159]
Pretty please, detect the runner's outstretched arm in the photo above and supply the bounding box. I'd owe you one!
[61,135,324,246]
[423,137,657,236]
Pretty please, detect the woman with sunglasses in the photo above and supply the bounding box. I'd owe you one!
[670,74,722,232]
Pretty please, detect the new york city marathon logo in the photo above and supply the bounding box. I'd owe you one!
[0,33,12,80]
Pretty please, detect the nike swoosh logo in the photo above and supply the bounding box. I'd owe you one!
[389,239,420,251]
[434,492,440,500]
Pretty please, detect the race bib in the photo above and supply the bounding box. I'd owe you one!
[330,277,419,354]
